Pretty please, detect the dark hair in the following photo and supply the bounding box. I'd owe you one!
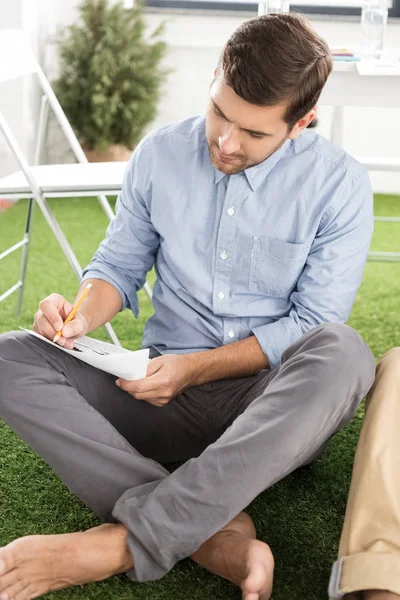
[218,13,332,128]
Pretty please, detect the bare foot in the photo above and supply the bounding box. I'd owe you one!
[191,512,274,600]
[0,523,133,599]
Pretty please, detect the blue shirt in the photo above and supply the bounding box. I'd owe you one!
[83,116,373,369]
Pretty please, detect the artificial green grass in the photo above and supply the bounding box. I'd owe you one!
[0,194,399,599]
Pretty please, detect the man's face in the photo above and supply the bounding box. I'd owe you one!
[205,77,313,175]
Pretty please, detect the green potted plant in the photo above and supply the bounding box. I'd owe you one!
[54,0,168,161]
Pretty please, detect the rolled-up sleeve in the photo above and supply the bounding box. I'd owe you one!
[252,170,374,368]
[82,137,159,317]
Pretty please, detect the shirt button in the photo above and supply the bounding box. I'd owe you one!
[227,207,235,216]
[228,329,235,338]
[220,251,228,260]
[218,292,225,300]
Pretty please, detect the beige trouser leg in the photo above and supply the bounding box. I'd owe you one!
[329,348,400,599]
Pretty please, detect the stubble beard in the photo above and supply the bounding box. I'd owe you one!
[207,135,289,175]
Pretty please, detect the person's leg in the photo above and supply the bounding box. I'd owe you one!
[0,330,215,520]
[329,348,400,600]
[0,325,375,594]
[0,331,270,598]
[109,323,375,582]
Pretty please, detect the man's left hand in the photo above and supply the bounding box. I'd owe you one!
[115,353,197,407]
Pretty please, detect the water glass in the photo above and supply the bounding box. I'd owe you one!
[258,0,290,15]
[361,0,388,58]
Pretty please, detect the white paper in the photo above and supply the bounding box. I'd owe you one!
[20,328,149,380]
[357,58,400,76]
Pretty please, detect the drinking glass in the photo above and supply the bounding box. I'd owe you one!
[361,0,388,58]
[258,0,290,15]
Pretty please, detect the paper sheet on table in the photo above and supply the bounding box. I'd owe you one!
[357,59,400,76]
[20,328,149,380]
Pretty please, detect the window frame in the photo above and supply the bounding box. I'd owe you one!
[143,0,400,17]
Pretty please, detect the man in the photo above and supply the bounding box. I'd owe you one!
[329,347,400,600]
[0,13,375,600]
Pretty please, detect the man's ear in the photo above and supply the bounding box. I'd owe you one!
[288,108,317,140]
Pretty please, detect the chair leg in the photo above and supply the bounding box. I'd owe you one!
[16,197,35,316]
[143,281,153,300]
[0,106,120,342]
[331,105,345,147]
[34,194,121,345]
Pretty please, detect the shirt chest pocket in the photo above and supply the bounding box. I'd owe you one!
[249,236,310,298]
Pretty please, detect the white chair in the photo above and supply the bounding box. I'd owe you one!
[0,29,152,344]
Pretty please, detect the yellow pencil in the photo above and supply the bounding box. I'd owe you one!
[53,283,92,343]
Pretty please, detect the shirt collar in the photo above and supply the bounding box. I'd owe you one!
[214,138,291,191]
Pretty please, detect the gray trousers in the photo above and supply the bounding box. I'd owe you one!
[0,324,375,582]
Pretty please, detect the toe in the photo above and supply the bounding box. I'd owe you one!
[11,584,36,600]
[0,553,12,578]
[0,570,19,595]
[0,579,27,600]
[242,557,273,600]
[243,562,267,592]
[243,593,259,600]
[0,542,21,578]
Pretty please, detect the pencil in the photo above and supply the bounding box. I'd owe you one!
[53,283,92,343]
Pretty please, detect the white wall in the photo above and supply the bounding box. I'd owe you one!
[0,0,25,175]
[1,0,400,193]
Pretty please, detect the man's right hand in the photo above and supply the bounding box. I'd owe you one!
[33,293,88,349]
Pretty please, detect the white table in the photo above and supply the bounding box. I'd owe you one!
[320,60,400,162]
[322,60,400,109]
